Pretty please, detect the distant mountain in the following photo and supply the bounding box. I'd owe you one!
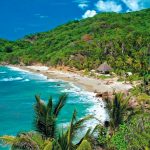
[0,9,150,74]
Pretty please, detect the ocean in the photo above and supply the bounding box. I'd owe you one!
[0,66,107,149]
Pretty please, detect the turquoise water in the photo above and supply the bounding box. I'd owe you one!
[0,66,107,149]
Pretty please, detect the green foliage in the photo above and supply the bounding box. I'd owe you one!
[130,73,150,106]
[0,132,49,150]
[64,110,93,150]
[97,126,108,146]
[110,124,128,150]
[126,74,141,82]
[50,140,62,150]
[0,9,149,74]
[142,74,150,95]
[110,114,150,150]
[97,92,150,149]
[97,93,135,149]
[98,75,112,79]
[34,93,68,138]
[76,140,92,150]
[125,114,150,150]
[105,93,133,130]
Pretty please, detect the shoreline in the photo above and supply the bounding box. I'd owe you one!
[3,65,110,123]
[6,65,133,95]
[0,64,109,137]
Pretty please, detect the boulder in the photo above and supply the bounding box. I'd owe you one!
[102,92,114,100]
[96,92,102,97]
[102,92,109,100]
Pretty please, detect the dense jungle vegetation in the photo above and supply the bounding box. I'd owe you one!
[0,9,150,75]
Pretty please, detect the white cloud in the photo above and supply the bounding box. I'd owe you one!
[82,10,97,19]
[73,0,89,9]
[121,0,143,11]
[78,3,88,9]
[126,9,131,12]
[95,0,122,12]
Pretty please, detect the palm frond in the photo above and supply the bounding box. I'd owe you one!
[34,94,68,138]
[53,93,68,117]
[77,140,92,150]
[11,133,40,150]
[73,115,93,132]
[35,95,47,117]
[58,131,69,150]
[47,97,53,115]
[34,95,54,138]
[76,128,92,146]
[67,110,77,148]
[43,141,53,150]
[0,136,16,145]
[66,110,93,149]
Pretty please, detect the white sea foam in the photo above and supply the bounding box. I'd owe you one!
[7,66,30,73]
[0,71,6,74]
[61,82,109,128]
[22,79,30,82]
[61,82,81,94]
[37,73,48,80]
[0,77,23,82]
[7,66,48,80]
[47,79,59,82]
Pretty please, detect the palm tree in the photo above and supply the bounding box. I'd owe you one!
[105,93,133,132]
[0,132,53,150]
[34,93,68,138]
[0,131,93,150]
[58,110,93,150]
[0,111,93,150]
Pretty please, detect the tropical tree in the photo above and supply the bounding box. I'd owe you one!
[34,93,68,138]
[110,113,150,150]
[142,74,150,95]
[58,110,93,150]
[97,93,136,149]
[0,132,53,150]
[76,140,92,150]
[105,93,134,132]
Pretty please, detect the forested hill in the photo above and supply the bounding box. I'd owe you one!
[0,9,150,74]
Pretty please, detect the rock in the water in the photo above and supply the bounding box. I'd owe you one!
[96,92,102,97]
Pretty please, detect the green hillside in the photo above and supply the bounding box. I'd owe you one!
[0,9,150,74]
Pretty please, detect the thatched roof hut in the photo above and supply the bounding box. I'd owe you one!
[97,62,112,73]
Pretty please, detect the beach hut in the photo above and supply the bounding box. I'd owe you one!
[97,62,112,74]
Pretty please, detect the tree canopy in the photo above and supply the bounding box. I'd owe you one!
[0,9,150,74]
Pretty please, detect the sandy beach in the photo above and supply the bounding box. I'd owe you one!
[11,65,133,94]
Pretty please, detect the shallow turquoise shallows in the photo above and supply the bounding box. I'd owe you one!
[0,66,107,150]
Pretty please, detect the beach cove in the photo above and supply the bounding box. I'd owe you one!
[0,65,110,150]
[15,65,133,93]
[0,65,133,150]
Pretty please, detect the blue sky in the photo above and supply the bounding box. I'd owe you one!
[0,0,150,40]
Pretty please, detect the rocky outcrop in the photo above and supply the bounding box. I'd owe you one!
[0,62,9,65]
[96,92,102,97]
[96,92,114,100]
